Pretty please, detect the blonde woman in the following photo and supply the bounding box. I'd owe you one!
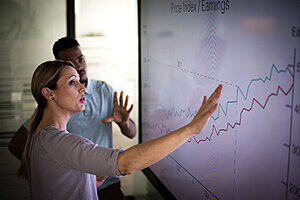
[19,60,222,199]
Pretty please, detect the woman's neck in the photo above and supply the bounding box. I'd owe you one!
[36,106,72,132]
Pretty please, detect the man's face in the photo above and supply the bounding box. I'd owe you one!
[58,46,87,85]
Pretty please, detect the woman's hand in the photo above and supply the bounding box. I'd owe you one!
[187,84,223,135]
[117,85,222,176]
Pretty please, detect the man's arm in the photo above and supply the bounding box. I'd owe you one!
[116,118,136,139]
[8,125,28,161]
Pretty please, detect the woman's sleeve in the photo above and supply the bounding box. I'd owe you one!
[42,129,124,177]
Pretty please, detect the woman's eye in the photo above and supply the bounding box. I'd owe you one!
[78,58,83,63]
[69,80,75,85]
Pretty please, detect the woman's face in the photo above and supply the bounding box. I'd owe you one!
[51,66,86,114]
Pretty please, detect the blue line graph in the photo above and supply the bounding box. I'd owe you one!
[163,64,294,121]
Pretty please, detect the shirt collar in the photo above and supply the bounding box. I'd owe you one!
[85,77,92,95]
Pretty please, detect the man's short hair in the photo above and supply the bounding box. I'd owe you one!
[52,37,80,59]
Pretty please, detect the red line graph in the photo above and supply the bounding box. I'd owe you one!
[188,84,293,143]
[149,84,293,143]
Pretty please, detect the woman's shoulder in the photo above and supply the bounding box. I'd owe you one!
[36,126,77,144]
[36,126,93,147]
[36,126,67,137]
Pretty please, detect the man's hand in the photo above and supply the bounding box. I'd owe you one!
[102,91,133,126]
[96,176,107,188]
[102,91,136,138]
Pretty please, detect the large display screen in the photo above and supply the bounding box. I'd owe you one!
[139,0,300,199]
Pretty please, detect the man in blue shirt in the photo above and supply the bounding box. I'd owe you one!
[9,37,136,200]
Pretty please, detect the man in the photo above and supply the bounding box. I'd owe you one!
[8,37,136,200]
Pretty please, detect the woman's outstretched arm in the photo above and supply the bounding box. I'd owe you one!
[117,84,223,175]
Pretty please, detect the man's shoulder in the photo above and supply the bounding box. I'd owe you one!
[89,79,114,94]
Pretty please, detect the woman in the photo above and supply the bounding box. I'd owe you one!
[18,60,222,199]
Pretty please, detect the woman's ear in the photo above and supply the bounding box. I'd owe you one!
[41,87,55,101]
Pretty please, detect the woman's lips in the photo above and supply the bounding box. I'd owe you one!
[79,96,86,103]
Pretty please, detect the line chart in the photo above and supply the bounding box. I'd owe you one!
[149,83,294,143]
[141,0,299,199]
[188,84,294,143]
[161,64,294,121]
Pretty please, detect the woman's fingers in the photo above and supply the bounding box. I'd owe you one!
[197,96,207,116]
[207,102,219,117]
[208,84,222,103]
[199,85,223,117]
[202,96,207,105]
[203,85,222,110]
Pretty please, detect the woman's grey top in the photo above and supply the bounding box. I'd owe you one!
[28,126,123,200]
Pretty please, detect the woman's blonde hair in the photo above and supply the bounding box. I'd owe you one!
[18,60,75,179]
